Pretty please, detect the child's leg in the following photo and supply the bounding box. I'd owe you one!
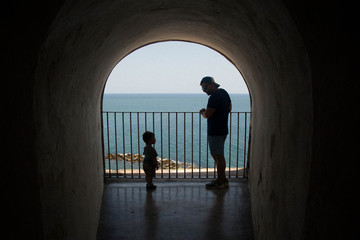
[144,163,153,186]
[145,174,153,186]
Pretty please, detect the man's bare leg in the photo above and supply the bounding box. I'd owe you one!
[212,154,226,183]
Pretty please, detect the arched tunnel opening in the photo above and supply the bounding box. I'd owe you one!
[101,40,251,179]
[98,41,254,238]
[6,1,354,239]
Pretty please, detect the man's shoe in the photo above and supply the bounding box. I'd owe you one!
[206,180,228,189]
[146,184,157,190]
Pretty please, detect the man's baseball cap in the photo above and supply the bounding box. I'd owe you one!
[200,76,220,87]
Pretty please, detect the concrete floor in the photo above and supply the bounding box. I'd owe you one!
[97,178,254,240]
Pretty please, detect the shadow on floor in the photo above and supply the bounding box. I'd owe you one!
[97,179,254,240]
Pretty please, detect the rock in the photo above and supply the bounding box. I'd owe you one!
[104,153,194,169]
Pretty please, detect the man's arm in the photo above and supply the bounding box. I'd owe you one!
[200,107,216,119]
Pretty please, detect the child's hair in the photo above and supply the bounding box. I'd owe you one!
[142,131,154,144]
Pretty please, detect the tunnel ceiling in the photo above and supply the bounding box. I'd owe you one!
[41,0,310,102]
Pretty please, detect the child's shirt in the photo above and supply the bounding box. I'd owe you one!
[143,145,158,167]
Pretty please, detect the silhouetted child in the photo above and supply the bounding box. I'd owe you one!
[142,131,159,190]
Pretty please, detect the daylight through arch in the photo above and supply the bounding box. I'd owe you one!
[102,41,251,179]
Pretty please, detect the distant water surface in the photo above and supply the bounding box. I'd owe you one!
[102,93,250,112]
[102,93,251,170]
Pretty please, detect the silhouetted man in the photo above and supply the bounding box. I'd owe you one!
[200,76,232,188]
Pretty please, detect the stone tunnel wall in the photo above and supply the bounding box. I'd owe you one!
[3,0,355,239]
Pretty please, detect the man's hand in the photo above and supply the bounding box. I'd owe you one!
[200,107,216,118]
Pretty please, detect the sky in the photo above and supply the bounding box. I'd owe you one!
[104,41,249,94]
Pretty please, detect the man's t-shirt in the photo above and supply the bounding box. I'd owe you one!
[206,88,231,136]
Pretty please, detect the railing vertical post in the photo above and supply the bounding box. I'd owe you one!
[206,131,209,179]
[130,112,133,178]
[106,112,111,178]
[122,113,126,178]
[102,113,106,177]
[152,112,156,178]
[184,112,186,178]
[191,113,194,178]
[228,113,232,178]
[236,113,240,178]
[160,113,163,178]
[114,113,119,178]
[175,112,178,178]
[243,112,248,178]
[145,112,147,131]
[137,112,140,178]
[168,112,170,178]
[199,113,201,178]
[152,112,155,132]
[213,133,216,179]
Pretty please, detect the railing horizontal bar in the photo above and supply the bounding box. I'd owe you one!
[104,111,251,114]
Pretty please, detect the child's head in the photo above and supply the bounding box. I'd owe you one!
[143,131,155,145]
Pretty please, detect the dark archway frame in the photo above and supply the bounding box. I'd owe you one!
[34,1,312,239]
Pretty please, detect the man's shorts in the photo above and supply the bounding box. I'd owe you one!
[208,135,227,155]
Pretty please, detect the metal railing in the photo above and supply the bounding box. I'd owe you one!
[102,111,250,179]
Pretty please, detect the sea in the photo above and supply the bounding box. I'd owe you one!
[102,93,251,170]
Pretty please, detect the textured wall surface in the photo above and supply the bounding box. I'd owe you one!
[3,0,354,239]
[34,1,312,239]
